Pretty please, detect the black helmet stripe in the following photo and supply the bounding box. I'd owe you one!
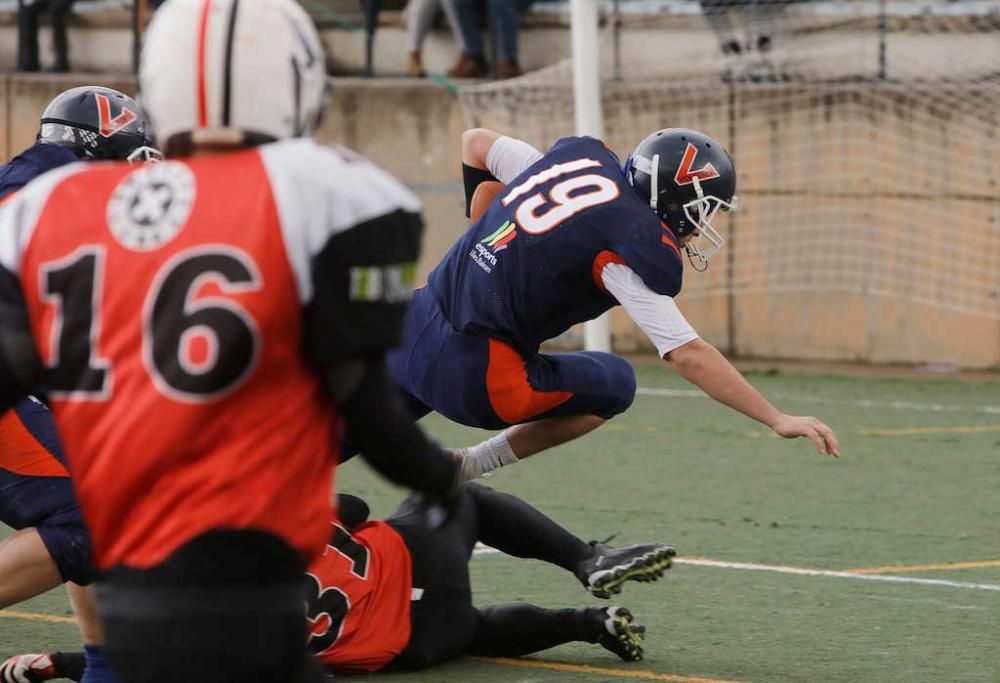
[291,54,303,136]
[221,0,241,126]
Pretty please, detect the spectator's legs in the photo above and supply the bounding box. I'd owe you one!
[453,0,484,57]
[50,0,75,72]
[16,0,44,72]
[745,0,787,52]
[489,0,523,77]
[699,0,740,55]
[439,0,468,53]
[741,0,788,81]
[447,0,489,77]
[405,0,439,76]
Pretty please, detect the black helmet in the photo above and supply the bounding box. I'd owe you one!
[37,86,161,163]
[626,128,737,267]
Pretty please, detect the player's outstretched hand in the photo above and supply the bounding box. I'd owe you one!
[0,654,57,683]
[771,414,840,458]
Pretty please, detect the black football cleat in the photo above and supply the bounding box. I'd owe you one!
[594,606,645,662]
[576,541,676,598]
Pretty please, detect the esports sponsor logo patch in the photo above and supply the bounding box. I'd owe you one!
[482,220,517,253]
[469,221,517,273]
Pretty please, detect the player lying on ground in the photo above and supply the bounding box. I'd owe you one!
[0,85,161,683]
[4,484,674,680]
[378,127,839,479]
[0,1,461,681]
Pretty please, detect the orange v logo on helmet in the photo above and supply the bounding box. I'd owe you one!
[95,94,137,138]
[673,143,721,186]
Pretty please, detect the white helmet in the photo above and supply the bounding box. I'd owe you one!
[140,0,327,153]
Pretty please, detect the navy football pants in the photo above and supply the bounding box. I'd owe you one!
[386,288,637,431]
[0,397,92,585]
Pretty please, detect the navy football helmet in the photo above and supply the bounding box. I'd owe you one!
[37,86,161,163]
[626,128,737,269]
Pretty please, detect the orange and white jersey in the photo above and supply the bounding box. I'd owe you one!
[306,521,413,673]
[0,139,422,570]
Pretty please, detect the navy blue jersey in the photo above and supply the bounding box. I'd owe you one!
[0,142,79,202]
[428,136,684,355]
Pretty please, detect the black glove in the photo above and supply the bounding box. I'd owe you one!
[333,359,462,502]
[409,465,463,530]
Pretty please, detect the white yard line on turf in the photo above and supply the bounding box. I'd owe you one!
[674,558,1000,592]
[635,387,1000,415]
[471,547,1000,592]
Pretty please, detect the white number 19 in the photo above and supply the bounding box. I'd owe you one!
[501,158,620,235]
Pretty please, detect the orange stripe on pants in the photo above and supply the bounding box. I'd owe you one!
[0,411,70,478]
[486,339,572,425]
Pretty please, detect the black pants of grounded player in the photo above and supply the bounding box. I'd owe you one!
[387,483,612,669]
[97,531,329,683]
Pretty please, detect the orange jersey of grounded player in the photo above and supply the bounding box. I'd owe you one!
[0,139,423,571]
[306,520,413,674]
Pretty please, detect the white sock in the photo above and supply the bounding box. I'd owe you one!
[453,432,518,480]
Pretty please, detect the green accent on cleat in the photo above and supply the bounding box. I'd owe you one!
[585,545,677,599]
[597,606,646,662]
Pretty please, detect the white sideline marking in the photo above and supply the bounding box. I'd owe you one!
[675,558,1000,592]
[635,387,1000,415]
[471,546,1000,592]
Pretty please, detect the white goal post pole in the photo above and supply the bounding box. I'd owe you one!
[571,0,611,352]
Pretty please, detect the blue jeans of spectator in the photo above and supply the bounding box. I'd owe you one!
[454,0,530,61]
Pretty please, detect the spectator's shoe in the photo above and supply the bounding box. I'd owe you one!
[592,607,645,662]
[576,541,676,598]
[721,39,742,56]
[407,52,426,78]
[447,53,489,79]
[497,59,522,79]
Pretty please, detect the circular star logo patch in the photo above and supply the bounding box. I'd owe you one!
[107,162,196,252]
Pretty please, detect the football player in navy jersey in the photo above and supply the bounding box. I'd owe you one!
[0,1,463,680]
[385,127,839,479]
[0,85,158,683]
[0,86,160,204]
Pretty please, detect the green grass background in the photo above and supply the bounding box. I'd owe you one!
[2,364,998,682]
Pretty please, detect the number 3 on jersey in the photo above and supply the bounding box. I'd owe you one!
[501,158,619,234]
[40,244,262,403]
[306,525,371,656]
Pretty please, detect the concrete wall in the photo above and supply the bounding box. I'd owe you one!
[2,73,997,367]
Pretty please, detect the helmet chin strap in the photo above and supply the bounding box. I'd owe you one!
[685,246,710,272]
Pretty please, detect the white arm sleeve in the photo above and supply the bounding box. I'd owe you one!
[601,262,700,357]
[485,136,544,184]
